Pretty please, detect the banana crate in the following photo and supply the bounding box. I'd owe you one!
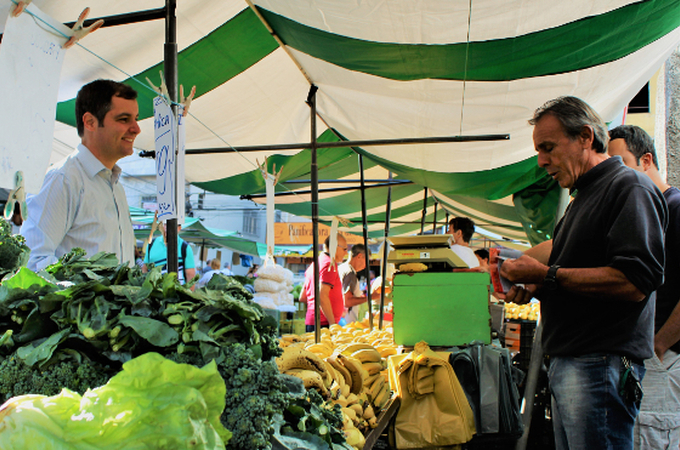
[392,272,492,347]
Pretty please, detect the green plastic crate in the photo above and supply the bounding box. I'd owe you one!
[392,272,492,346]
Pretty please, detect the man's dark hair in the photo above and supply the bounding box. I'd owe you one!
[474,248,489,261]
[349,243,370,258]
[76,79,138,137]
[529,96,609,154]
[449,217,476,243]
[609,125,658,169]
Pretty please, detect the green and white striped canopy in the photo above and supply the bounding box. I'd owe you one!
[4,0,680,244]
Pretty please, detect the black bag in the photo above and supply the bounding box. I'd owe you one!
[449,342,524,438]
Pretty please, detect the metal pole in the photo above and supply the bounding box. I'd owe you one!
[359,155,372,331]
[432,201,438,233]
[307,86,321,343]
[164,0,179,275]
[419,187,428,235]
[182,133,510,154]
[378,172,393,330]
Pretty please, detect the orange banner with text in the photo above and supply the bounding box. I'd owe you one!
[275,223,364,245]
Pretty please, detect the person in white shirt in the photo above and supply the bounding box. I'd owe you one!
[338,244,380,323]
[22,80,140,271]
[448,217,480,269]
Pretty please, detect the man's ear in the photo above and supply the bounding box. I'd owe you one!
[579,125,595,148]
[640,153,654,171]
[82,112,98,132]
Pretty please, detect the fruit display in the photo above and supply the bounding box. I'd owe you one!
[277,320,399,449]
[504,301,540,321]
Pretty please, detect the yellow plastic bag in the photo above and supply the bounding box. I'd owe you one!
[392,341,475,449]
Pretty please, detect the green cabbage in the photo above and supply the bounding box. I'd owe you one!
[0,352,231,449]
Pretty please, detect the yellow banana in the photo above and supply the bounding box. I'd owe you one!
[345,427,366,449]
[367,375,385,402]
[351,348,382,363]
[377,346,397,358]
[276,346,327,378]
[327,353,354,389]
[372,382,391,410]
[363,404,376,420]
[363,372,381,387]
[362,361,383,376]
[324,360,344,390]
[285,368,328,396]
[338,342,375,355]
[306,342,334,358]
[339,354,367,395]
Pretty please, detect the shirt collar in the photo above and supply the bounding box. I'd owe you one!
[76,144,122,184]
[571,155,620,194]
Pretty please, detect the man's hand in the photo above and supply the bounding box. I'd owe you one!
[505,284,538,304]
[500,255,548,285]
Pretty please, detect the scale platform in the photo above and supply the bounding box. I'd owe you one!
[387,234,469,270]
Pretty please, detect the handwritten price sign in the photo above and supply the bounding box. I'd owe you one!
[153,97,185,222]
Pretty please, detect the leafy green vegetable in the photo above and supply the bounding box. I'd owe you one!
[117,315,179,347]
[0,351,113,402]
[0,352,231,450]
[0,220,30,280]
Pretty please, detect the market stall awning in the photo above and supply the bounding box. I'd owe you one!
[4,0,680,244]
[132,212,306,258]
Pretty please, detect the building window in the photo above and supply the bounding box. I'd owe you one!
[628,83,650,113]
[243,210,260,235]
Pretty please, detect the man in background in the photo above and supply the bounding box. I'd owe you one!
[448,217,480,269]
[339,244,380,324]
[300,234,347,331]
[609,124,680,449]
[23,79,139,270]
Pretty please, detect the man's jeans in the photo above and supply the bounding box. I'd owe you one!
[548,354,646,450]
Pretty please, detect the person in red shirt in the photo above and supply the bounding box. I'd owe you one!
[301,234,348,331]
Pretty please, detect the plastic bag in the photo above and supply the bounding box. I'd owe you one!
[392,341,475,448]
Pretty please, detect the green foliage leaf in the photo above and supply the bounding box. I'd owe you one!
[117,315,179,347]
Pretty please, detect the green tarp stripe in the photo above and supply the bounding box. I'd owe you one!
[432,194,521,223]
[352,146,549,200]
[56,8,276,126]
[258,0,680,81]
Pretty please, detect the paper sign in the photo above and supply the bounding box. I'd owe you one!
[0,3,70,194]
[153,97,186,223]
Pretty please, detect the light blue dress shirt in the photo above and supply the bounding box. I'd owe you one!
[22,144,135,270]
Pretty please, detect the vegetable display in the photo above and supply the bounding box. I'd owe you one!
[0,248,349,450]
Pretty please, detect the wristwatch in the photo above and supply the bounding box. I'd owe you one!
[543,265,561,291]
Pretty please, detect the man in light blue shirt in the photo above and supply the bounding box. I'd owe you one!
[22,80,140,270]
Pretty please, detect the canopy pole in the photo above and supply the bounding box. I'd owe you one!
[306,86,321,343]
[180,133,510,155]
[378,172,393,330]
[164,0,179,274]
[419,187,428,235]
[359,155,372,331]
[432,201,438,233]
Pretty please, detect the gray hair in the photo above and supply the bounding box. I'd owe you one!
[529,96,609,153]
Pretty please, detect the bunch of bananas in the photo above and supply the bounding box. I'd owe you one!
[504,301,540,321]
[275,346,330,396]
[278,324,400,449]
